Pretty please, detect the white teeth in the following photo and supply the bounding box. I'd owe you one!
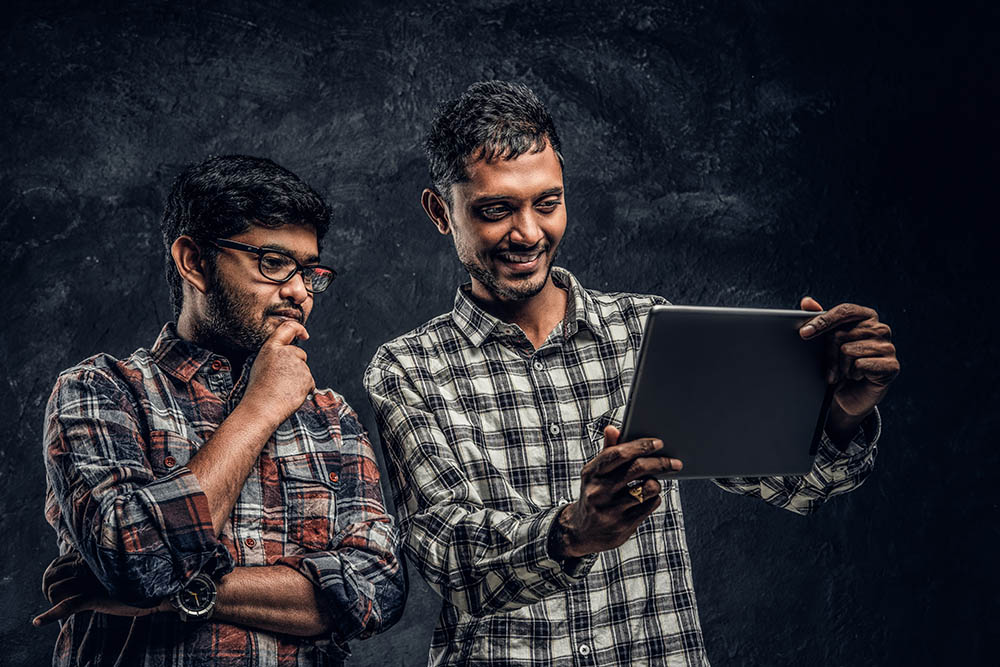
[501,253,540,263]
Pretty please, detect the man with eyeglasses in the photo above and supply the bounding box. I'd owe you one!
[34,155,405,666]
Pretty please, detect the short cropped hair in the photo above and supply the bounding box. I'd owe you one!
[161,154,331,317]
[424,80,563,203]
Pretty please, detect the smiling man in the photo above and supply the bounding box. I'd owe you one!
[363,81,899,665]
[36,155,405,666]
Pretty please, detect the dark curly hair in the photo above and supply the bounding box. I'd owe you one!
[161,155,331,317]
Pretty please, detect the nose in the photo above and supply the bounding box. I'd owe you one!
[508,209,544,247]
[278,270,311,304]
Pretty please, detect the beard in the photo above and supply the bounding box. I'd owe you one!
[198,270,303,357]
[200,276,271,355]
[461,242,560,302]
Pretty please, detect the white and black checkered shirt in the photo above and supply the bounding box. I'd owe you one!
[364,267,879,666]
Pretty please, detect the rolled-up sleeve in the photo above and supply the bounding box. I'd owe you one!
[363,349,597,619]
[713,408,881,515]
[276,403,406,649]
[43,368,233,606]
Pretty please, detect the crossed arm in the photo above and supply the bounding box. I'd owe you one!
[36,321,403,641]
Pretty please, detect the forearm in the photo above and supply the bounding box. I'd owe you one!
[713,409,880,514]
[212,565,332,637]
[186,401,278,536]
[406,502,592,616]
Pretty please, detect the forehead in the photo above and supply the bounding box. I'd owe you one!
[454,143,564,202]
[232,224,320,259]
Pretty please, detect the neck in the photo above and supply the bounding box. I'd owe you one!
[469,275,568,349]
[176,310,250,378]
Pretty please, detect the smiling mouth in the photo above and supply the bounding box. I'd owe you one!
[495,248,545,269]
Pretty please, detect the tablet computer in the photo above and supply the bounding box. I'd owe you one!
[619,305,833,479]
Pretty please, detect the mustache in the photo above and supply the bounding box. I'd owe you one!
[264,303,304,321]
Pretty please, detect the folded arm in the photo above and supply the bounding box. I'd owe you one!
[43,367,234,605]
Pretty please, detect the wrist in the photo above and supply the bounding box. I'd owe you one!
[550,503,588,559]
[825,403,869,449]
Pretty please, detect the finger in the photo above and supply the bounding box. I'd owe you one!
[623,477,662,503]
[31,595,85,627]
[47,576,102,606]
[623,456,683,483]
[292,346,308,362]
[800,303,878,339]
[799,296,824,312]
[620,491,663,523]
[267,320,310,346]
[852,356,901,385]
[588,437,662,476]
[603,425,620,450]
[839,339,896,359]
[45,574,82,604]
[830,321,892,345]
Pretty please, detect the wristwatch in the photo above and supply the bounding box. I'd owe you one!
[170,573,217,621]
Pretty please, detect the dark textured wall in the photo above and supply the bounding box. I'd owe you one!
[2,1,996,665]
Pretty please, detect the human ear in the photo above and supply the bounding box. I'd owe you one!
[421,188,452,235]
[170,236,210,294]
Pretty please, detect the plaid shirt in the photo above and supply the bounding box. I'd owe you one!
[364,267,879,666]
[43,323,405,667]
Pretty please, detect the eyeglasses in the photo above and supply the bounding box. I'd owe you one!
[209,238,336,294]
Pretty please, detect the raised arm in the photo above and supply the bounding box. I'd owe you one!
[714,298,899,514]
[42,320,314,605]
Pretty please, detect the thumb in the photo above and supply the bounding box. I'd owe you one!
[800,296,824,312]
[603,425,620,449]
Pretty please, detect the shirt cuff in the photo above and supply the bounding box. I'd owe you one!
[273,555,353,659]
[535,504,598,582]
[101,465,234,605]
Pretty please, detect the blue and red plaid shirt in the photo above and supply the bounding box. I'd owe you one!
[42,323,405,666]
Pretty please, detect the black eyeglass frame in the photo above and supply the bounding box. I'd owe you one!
[209,238,337,293]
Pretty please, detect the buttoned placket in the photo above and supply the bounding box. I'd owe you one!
[205,356,266,566]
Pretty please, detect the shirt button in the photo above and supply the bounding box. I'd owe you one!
[163,456,176,468]
[328,471,339,483]
[244,537,256,548]
[549,423,560,436]
[532,360,544,371]
[210,359,224,371]
[578,643,592,656]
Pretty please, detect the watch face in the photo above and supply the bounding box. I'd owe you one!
[177,575,216,616]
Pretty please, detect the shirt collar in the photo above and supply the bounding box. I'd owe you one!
[450,266,607,348]
[150,322,227,383]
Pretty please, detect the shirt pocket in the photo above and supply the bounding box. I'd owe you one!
[275,450,342,551]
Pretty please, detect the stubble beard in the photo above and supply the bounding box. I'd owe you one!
[461,243,559,302]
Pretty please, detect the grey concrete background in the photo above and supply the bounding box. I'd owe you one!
[1,0,996,664]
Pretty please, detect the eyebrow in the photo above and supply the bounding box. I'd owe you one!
[469,187,564,205]
[260,243,321,265]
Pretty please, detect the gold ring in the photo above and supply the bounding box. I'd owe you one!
[628,485,644,503]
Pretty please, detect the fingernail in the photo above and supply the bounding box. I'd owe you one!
[801,324,816,337]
